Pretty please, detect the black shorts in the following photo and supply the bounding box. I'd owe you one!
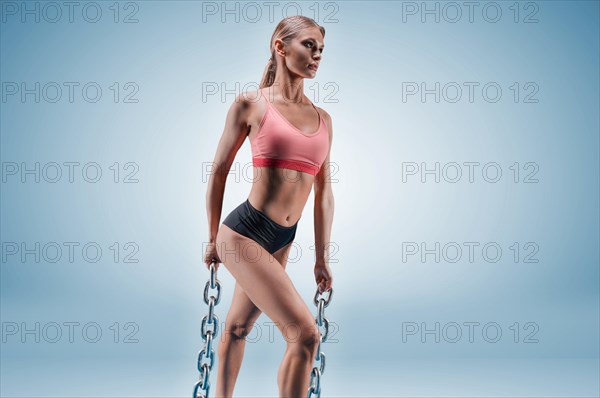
[222,199,299,254]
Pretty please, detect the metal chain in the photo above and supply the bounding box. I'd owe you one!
[193,261,222,398]
[307,287,333,398]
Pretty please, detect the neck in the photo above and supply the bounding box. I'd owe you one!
[268,77,306,104]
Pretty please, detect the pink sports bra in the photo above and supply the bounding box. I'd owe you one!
[251,88,329,176]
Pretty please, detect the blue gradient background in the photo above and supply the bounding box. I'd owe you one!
[1,1,598,397]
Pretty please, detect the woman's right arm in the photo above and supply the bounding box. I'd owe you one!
[206,94,252,245]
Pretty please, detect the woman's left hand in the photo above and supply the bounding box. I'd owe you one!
[314,262,333,294]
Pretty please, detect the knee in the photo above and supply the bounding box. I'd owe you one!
[221,320,257,343]
[283,319,320,357]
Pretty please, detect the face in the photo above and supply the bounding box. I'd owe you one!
[276,26,324,78]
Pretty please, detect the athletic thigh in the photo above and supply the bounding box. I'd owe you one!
[216,225,315,341]
[225,240,294,331]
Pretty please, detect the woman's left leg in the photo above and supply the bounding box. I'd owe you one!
[214,240,293,398]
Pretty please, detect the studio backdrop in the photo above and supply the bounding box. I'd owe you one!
[1,1,599,397]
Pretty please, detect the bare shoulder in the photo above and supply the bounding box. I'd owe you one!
[239,89,265,113]
[225,90,263,129]
[232,90,260,111]
[315,106,331,122]
[315,106,333,135]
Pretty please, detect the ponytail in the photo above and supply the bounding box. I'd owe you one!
[259,51,277,89]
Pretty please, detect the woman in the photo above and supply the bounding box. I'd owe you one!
[203,15,334,398]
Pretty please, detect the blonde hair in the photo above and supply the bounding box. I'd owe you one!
[259,16,325,89]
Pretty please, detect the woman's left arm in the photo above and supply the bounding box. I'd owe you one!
[313,110,334,293]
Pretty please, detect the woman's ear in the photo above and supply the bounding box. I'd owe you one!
[273,39,286,57]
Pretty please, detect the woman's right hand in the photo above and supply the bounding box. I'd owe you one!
[203,242,221,270]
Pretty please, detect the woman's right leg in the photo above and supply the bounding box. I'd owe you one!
[214,281,262,398]
[215,224,320,398]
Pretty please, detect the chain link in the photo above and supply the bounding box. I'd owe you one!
[193,261,222,398]
[307,287,333,398]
